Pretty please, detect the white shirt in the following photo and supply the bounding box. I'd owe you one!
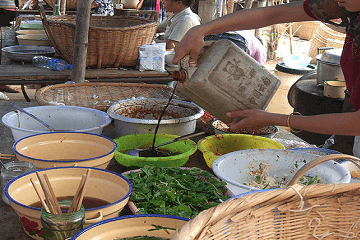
[157,7,200,42]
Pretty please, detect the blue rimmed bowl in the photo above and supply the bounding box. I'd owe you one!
[5,166,132,240]
[13,132,117,169]
[71,214,189,240]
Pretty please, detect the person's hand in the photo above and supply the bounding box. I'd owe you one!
[226,109,273,132]
[172,26,205,65]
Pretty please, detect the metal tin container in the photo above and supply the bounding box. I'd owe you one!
[315,48,344,86]
[324,80,346,98]
[172,40,281,123]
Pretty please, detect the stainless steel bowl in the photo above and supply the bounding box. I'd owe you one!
[107,98,204,137]
[1,45,55,62]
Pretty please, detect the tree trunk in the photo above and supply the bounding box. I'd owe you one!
[71,0,92,83]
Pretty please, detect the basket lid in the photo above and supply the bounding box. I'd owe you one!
[35,82,186,111]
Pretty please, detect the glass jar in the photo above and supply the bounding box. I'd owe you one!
[1,161,36,205]
[41,200,85,240]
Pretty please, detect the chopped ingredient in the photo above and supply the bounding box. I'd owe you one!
[122,166,229,218]
[245,162,323,189]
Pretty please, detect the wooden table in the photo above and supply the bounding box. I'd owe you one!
[0,26,173,101]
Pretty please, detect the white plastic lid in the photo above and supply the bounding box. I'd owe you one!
[315,48,342,65]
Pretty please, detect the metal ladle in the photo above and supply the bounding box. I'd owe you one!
[127,128,215,157]
[13,105,57,131]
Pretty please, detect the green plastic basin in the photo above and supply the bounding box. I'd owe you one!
[113,134,197,167]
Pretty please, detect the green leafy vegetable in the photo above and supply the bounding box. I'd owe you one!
[122,166,229,218]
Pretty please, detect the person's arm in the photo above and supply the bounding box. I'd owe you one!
[226,109,360,136]
[173,0,313,64]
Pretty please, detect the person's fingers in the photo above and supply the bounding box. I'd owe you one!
[226,111,245,118]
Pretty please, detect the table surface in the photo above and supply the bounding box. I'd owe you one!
[0,101,310,240]
[0,26,172,86]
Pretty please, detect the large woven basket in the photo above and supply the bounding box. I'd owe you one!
[291,21,321,41]
[43,0,96,10]
[35,82,185,111]
[40,8,158,68]
[172,154,360,240]
[308,32,327,63]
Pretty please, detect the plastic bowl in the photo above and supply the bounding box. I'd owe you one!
[71,214,189,240]
[113,133,197,167]
[6,167,132,240]
[212,149,351,196]
[2,105,112,142]
[197,134,284,169]
[283,54,312,69]
[13,132,117,169]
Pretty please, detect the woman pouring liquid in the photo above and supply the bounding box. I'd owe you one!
[172,0,360,158]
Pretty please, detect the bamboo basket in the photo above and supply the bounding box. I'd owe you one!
[308,33,327,63]
[35,82,185,111]
[326,38,345,49]
[291,21,321,41]
[43,0,96,10]
[171,154,360,240]
[39,8,158,68]
[319,23,346,42]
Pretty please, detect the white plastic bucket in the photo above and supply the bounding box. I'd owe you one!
[212,149,350,196]
[2,105,112,142]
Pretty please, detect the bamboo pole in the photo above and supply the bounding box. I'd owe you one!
[71,0,92,83]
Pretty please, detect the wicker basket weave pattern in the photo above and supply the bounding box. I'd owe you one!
[35,83,185,111]
[41,13,158,68]
[172,154,360,240]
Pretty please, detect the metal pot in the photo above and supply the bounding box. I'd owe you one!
[323,80,346,99]
[315,48,344,86]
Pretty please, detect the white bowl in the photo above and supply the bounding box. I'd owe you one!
[283,54,312,69]
[2,105,112,142]
[212,149,350,196]
[107,98,204,137]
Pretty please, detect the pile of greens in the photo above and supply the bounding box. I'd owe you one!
[122,166,229,219]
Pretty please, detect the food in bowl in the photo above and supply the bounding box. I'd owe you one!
[107,98,204,137]
[71,214,188,240]
[245,162,322,189]
[122,166,230,218]
[5,167,132,240]
[212,119,278,138]
[212,149,351,196]
[113,133,197,167]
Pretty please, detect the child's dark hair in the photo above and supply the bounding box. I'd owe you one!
[173,0,196,8]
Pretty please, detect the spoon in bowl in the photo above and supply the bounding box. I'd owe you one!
[13,105,57,131]
[127,128,215,157]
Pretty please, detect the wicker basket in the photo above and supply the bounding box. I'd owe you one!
[43,0,96,10]
[39,8,158,68]
[35,82,185,111]
[291,21,321,41]
[326,38,345,49]
[319,23,346,42]
[308,32,327,63]
[171,154,360,240]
